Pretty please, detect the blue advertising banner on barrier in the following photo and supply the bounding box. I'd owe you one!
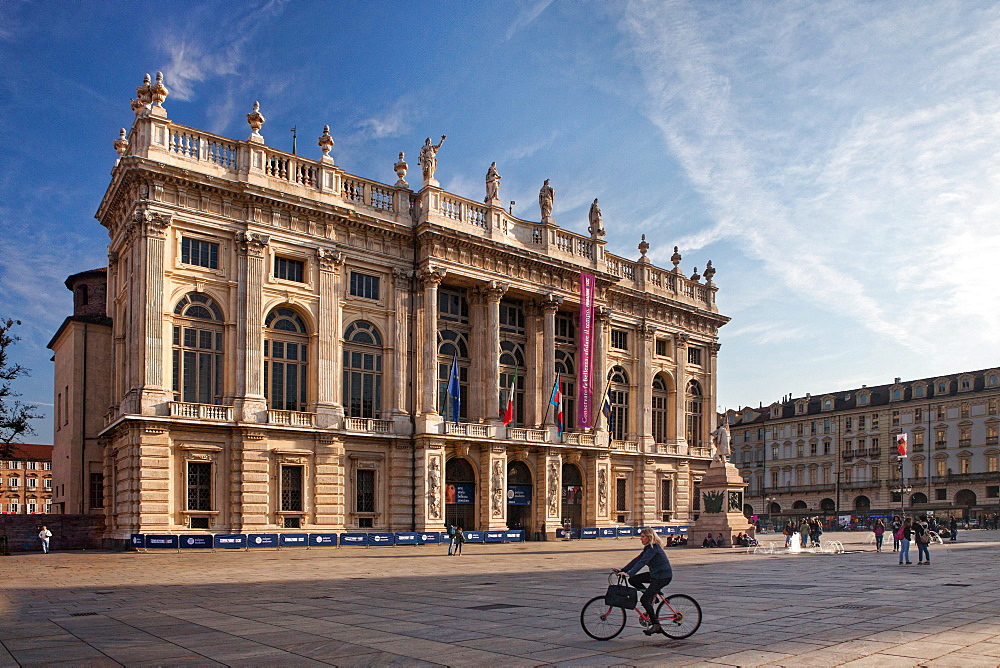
[179,535,213,549]
[368,532,394,546]
[308,533,339,547]
[484,531,505,542]
[600,528,617,538]
[146,535,179,549]
[677,525,690,533]
[618,527,639,537]
[462,530,484,543]
[555,528,581,538]
[340,533,369,546]
[394,532,418,545]
[131,534,145,549]
[581,528,599,539]
[416,532,440,544]
[248,534,279,548]
[503,530,524,542]
[215,534,247,549]
[279,533,308,547]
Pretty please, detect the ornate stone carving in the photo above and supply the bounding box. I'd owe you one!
[485,280,508,303]
[242,430,266,441]
[391,267,412,288]
[149,72,168,107]
[114,128,129,157]
[547,459,560,517]
[674,332,689,347]
[485,162,501,202]
[135,73,152,108]
[588,199,604,237]
[235,231,270,257]
[247,101,266,137]
[638,234,649,260]
[690,267,701,282]
[538,179,554,222]
[418,266,447,288]
[107,250,119,267]
[540,293,563,312]
[418,135,446,185]
[671,246,682,271]
[317,125,334,157]
[491,460,505,518]
[598,467,608,516]
[595,306,612,324]
[131,209,172,238]
[704,260,716,284]
[394,152,408,187]
[316,247,343,271]
[709,342,722,355]
[639,320,656,340]
[427,457,442,520]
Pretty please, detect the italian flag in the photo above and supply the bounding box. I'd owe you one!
[503,368,518,425]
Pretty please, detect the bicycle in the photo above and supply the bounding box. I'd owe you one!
[580,572,702,641]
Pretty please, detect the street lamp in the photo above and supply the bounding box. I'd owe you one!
[894,457,911,518]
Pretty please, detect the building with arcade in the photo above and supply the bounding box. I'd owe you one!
[54,73,729,541]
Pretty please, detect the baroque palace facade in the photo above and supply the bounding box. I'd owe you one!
[53,74,729,541]
[729,369,1000,521]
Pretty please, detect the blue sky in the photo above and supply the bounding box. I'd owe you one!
[2,1,998,444]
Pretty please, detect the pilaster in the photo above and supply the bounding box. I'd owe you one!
[416,266,446,432]
[390,268,413,433]
[132,209,172,415]
[638,320,656,450]
[540,294,562,429]
[674,332,689,454]
[483,445,508,529]
[316,247,345,428]
[593,307,611,442]
[234,231,270,422]
[484,281,508,425]
[314,436,344,526]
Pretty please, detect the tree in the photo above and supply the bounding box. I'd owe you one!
[0,317,41,458]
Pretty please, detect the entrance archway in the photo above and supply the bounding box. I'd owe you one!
[910,492,928,505]
[820,498,835,512]
[561,463,583,528]
[955,489,977,508]
[445,457,476,530]
[792,500,808,510]
[506,460,532,531]
[854,496,871,512]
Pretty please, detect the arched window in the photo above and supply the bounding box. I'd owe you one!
[555,350,576,431]
[499,341,526,426]
[686,379,703,447]
[607,366,629,441]
[343,321,383,419]
[437,330,469,421]
[264,307,309,412]
[172,292,225,405]
[652,374,669,444]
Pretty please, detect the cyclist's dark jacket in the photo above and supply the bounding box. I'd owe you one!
[622,544,672,579]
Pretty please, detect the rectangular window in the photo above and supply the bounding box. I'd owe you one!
[960,458,971,474]
[274,256,305,282]
[770,470,779,487]
[438,289,469,323]
[655,339,667,356]
[498,301,526,334]
[987,425,998,445]
[687,346,702,365]
[44,478,52,488]
[27,461,37,470]
[845,417,853,432]
[187,462,212,511]
[989,399,998,415]
[615,478,627,512]
[936,460,947,477]
[8,478,18,487]
[986,485,999,498]
[810,443,817,456]
[935,429,947,449]
[349,271,380,300]
[859,416,866,430]
[914,460,924,478]
[937,406,945,420]
[555,313,577,344]
[961,403,970,419]
[915,408,922,422]
[871,414,879,430]
[659,479,671,511]
[181,237,219,269]
[89,472,103,509]
[8,502,17,513]
[892,411,900,427]
[959,426,971,446]
[823,442,831,455]
[610,329,629,350]
[356,468,375,513]
[26,478,36,488]
[44,462,51,470]
[281,465,303,512]
[936,488,947,500]
[823,419,831,434]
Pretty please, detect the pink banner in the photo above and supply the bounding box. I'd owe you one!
[578,272,595,427]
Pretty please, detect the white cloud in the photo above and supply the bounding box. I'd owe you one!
[505,0,554,41]
[356,96,414,139]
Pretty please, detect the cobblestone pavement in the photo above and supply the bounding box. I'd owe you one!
[0,530,998,667]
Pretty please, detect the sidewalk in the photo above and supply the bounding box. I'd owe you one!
[0,530,997,666]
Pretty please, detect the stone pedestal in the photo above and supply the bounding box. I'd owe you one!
[689,460,751,548]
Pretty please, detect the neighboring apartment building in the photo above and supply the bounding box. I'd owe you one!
[729,369,1000,521]
[0,444,54,514]
[54,73,729,542]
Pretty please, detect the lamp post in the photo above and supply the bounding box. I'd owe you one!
[894,457,911,518]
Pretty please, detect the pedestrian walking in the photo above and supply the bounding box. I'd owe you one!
[38,526,52,554]
[872,519,885,552]
[915,515,931,565]
[454,526,465,556]
[898,518,913,565]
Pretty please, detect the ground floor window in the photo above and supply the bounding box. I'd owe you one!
[281,465,303,512]
[187,462,212,511]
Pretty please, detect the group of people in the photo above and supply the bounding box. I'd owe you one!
[701,532,727,548]
[883,515,935,565]
[781,518,824,548]
[733,532,758,548]
[444,524,465,556]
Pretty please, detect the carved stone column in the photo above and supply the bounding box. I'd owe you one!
[316,247,344,429]
[592,307,611,440]
[235,231,270,422]
[540,294,562,430]
[483,446,508,530]
[132,210,172,414]
[484,281,508,425]
[541,452,562,538]
[674,332,689,454]
[416,267,446,432]
[390,268,412,432]
[638,320,657,451]
[708,341,722,437]
[467,288,486,422]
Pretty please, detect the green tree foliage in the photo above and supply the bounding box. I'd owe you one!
[0,317,41,457]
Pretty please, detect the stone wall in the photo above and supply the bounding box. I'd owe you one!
[0,514,105,553]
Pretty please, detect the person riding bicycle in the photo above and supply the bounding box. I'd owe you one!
[613,527,673,635]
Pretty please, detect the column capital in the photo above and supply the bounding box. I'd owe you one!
[639,320,657,340]
[595,306,612,322]
[709,342,722,355]
[484,280,508,303]
[418,266,447,288]
[235,231,270,257]
[391,266,413,288]
[540,293,563,312]
[317,246,344,272]
[130,208,172,238]
[674,332,690,347]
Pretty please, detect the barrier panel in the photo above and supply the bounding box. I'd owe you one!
[600,528,617,538]
[503,530,524,542]
[179,535,213,549]
[339,533,369,547]
[248,533,279,548]
[368,532,394,546]
[555,528,581,539]
[394,532,418,545]
[415,532,440,544]
[581,528,599,539]
[619,527,640,537]
[484,531,505,542]
[462,530,484,543]
[131,534,145,549]
[279,533,308,547]
[308,533,339,547]
[146,535,179,549]
[215,534,247,549]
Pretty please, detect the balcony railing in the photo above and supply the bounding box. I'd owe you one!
[562,432,596,446]
[610,440,639,453]
[689,446,712,458]
[344,417,393,434]
[508,427,549,443]
[266,410,316,427]
[657,443,680,455]
[444,422,494,438]
[169,402,233,421]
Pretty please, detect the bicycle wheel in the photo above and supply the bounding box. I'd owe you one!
[580,595,627,640]
[655,594,702,639]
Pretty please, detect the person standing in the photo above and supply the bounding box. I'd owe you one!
[891,516,902,551]
[873,519,885,553]
[446,523,456,556]
[453,526,465,556]
[898,518,913,565]
[38,526,52,554]
[915,515,931,565]
[949,516,958,542]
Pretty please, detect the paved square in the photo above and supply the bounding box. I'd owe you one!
[1,531,998,666]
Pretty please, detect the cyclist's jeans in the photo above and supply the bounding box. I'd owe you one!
[628,573,672,623]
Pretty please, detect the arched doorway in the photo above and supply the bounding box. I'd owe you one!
[507,460,532,531]
[820,498,835,512]
[561,463,583,528]
[854,496,871,512]
[768,501,781,514]
[792,500,808,510]
[910,492,928,505]
[742,503,754,518]
[445,458,476,530]
[955,489,976,508]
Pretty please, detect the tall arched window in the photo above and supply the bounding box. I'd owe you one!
[172,292,224,405]
[686,379,703,447]
[343,320,383,419]
[608,366,629,441]
[264,307,309,412]
[499,341,526,426]
[555,349,576,431]
[652,374,669,444]
[438,330,469,421]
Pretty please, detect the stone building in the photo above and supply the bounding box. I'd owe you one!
[729,369,1000,521]
[57,73,729,541]
[0,444,54,515]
